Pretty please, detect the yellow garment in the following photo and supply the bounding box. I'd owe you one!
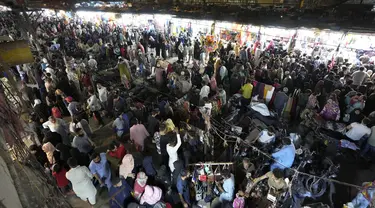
[119,63,131,81]
[234,44,240,57]
[241,83,253,99]
[218,41,223,50]
[263,85,273,98]
[165,119,175,133]
[214,59,221,74]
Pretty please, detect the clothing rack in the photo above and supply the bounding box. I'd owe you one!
[188,162,234,166]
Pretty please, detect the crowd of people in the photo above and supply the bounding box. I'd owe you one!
[3,11,375,208]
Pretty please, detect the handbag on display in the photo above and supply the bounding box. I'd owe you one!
[195,183,204,201]
[199,174,207,182]
[233,194,245,208]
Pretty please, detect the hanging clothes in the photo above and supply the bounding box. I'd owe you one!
[263,85,275,103]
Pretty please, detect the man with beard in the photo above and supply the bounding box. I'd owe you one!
[89,152,112,189]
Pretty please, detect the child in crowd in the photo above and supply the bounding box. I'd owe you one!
[52,164,73,196]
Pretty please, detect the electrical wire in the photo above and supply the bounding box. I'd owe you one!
[233,134,362,190]
[104,65,365,190]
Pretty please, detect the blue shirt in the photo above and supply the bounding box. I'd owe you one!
[220,174,235,202]
[177,176,190,203]
[177,176,188,194]
[89,153,111,178]
[271,144,296,170]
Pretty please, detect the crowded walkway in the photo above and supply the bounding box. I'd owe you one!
[2,10,375,208]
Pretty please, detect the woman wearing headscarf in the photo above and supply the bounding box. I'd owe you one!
[320,94,341,121]
[42,142,57,166]
[119,154,135,180]
[140,185,162,206]
[164,119,175,133]
[134,172,148,200]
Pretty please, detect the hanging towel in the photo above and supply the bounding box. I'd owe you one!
[264,85,275,103]
[258,83,266,100]
[263,85,273,99]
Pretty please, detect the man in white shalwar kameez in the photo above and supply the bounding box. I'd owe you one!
[66,158,97,206]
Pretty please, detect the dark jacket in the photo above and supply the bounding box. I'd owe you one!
[143,156,156,177]
[43,131,63,147]
[146,116,159,136]
[70,148,90,167]
[55,143,72,163]
[109,179,133,208]
[32,147,48,167]
[34,103,49,122]
[172,160,184,187]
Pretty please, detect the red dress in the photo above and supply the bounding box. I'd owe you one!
[52,168,69,188]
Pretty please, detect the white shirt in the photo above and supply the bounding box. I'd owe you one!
[220,66,228,80]
[258,130,275,143]
[219,90,227,105]
[112,117,125,137]
[42,118,67,133]
[98,87,108,103]
[88,59,98,71]
[66,166,97,201]
[76,28,82,36]
[251,102,271,116]
[45,67,55,74]
[199,85,210,100]
[352,71,368,86]
[166,134,182,172]
[87,95,101,111]
[199,103,212,117]
[69,121,84,134]
[66,69,79,82]
[345,122,371,141]
[69,120,92,136]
